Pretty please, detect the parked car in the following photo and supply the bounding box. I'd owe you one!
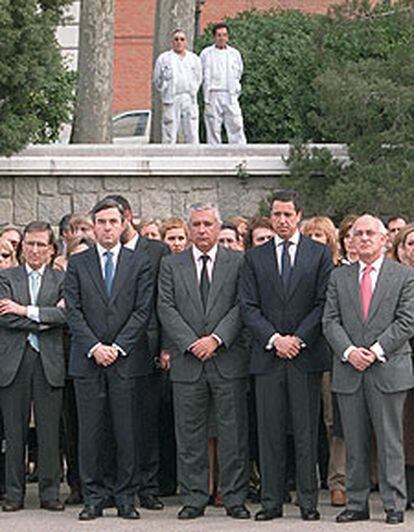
[112,109,151,143]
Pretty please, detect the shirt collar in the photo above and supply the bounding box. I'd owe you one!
[192,243,219,263]
[96,242,122,260]
[358,254,384,274]
[274,230,300,248]
[25,263,46,277]
[124,232,139,251]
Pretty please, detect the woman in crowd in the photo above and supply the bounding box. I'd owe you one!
[243,216,274,250]
[138,219,162,240]
[338,214,359,265]
[161,217,189,254]
[302,216,346,507]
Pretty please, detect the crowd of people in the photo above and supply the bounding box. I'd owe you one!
[0,190,413,525]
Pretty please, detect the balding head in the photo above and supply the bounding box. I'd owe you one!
[352,214,387,264]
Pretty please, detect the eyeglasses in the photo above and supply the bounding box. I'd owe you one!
[0,253,11,259]
[174,37,186,41]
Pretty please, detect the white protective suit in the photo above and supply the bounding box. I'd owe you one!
[200,44,246,144]
[153,50,202,144]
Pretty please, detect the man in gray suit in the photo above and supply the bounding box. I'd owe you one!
[0,221,66,512]
[323,214,414,525]
[158,202,250,520]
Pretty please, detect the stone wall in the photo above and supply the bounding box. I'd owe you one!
[0,176,281,228]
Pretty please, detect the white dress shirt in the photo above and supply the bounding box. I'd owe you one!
[266,231,302,349]
[123,232,139,251]
[342,255,386,363]
[89,242,127,358]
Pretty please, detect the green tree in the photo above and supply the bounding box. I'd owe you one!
[0,0,74,155]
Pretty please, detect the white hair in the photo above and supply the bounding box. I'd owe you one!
[351,214,387,236]
[187,202,222,225]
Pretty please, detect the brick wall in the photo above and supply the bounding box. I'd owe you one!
[113,0,346,115]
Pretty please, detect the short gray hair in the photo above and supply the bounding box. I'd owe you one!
[187,202,222,225]
[352,214,387,236]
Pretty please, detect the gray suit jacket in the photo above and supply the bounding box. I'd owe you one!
[323,259,414,394]
[0,265,66,388]
[157,246,248,383]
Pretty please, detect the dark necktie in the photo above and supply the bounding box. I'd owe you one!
[199,255,210,311]
[104,250,114,296]
[281,240,292,290]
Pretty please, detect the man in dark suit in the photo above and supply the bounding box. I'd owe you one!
[105,194,171,509]
[239,190,333,521]
[158,202,250,520]
[64,198,153,521]
[323,214,414,525]
[0,221,66,512]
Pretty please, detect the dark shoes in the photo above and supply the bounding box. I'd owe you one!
[40,499,65,511]
[78,505,103,521]
[301,507,320,521]
[385,510,404,525]
[2,499,23,512]
[336,509,370,523]
[225,504,251,519]
[254,507,283,521]
[117,504,140,520]
[139,494,164,510]
[65,490,83,505]
[177,505,205,520]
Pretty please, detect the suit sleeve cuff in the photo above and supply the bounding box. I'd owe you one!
[27,305,40,322]
[87,342,101,359]
[342,345,356,362]
[266,332,280,351]
[370,342,386,363]
[113,343,128,357]
[211,334,223,347]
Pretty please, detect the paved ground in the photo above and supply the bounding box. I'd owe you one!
[2,485,413,531]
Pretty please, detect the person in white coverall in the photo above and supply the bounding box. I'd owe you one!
[153,29,202,144]
[200,23,246,145]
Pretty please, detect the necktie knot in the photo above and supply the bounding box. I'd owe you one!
[363,265,373,275]
[200,254,210,264]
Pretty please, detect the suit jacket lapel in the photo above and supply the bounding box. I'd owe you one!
[109,247,129,304]
[180,249,204,314]
[36,266,51,306]
[86,247,108,303]
[205,247,228,316]
[286,235,306,300]
[366,259,391,323]
[347,262,364,322]
[17,265,31,305]
[263,239,285,301]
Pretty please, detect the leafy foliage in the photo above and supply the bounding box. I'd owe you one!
[197,0,414,220]
[0,0,74,155]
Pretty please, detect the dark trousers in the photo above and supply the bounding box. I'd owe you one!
[0,346,62,503]
[74,367,138,507]
[158,371,177,495]
[173,361,249,509]
[62,379,81,492]
[255,362,321,511]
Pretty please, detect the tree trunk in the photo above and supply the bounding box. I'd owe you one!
[70,0,114,143]
[150,0,196,143]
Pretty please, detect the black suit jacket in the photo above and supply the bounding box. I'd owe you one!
[0,265,66,387]
[134,237,169,361]
[65,246,154,379]
[239,235,333,375]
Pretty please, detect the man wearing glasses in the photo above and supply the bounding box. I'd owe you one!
[153,29,202,144]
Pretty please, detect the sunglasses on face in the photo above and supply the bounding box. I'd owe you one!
[174,37,186,41]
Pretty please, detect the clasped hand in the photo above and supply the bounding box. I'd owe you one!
[93,344,118,367]
[189,335,219,361]
[273,335,302,359]
[348,347,376,372]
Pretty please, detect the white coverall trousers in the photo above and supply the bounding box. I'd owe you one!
[162,93,199,144]
[204,91,246,144]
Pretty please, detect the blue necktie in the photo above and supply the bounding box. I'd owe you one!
[104,251,114,296]
[281,240,292,290]
[28,271,41,352]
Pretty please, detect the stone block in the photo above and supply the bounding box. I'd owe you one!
[38,195,72,225]
[14,178,37,224]
[140,189,171,219]
[218,178,242,217]
[58,177,102,193]
[73,193,98,213]
[130,177,161,192]
[0,199,13,225]
[0,178,13,198]
[38,177,58,195]
[103,177,131,191]
[185,188,218,211]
